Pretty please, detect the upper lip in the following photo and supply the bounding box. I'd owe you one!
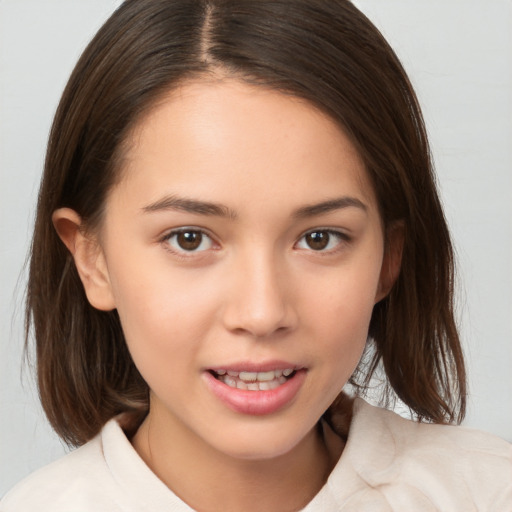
[207,361,303,373]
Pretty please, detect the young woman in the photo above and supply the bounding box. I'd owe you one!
[2,0,511,510]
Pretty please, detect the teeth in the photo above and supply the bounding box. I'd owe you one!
[215,369,294,382]
[258,380,281,390]
[257,371,277,381]
[224,376,237,388]
[239,371,258,381]
[214,368,296,391]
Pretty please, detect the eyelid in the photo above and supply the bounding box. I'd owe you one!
[295,227,351,252]
[160,226,219,255]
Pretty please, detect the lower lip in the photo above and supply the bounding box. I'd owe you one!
[203,370,306,416]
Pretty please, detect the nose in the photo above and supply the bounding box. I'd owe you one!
[221,251,297,338]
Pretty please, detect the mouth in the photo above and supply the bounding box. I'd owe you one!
[209,368,297,391]
[204,365,306,415]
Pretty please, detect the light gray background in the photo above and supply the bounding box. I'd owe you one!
[1,0,511,497]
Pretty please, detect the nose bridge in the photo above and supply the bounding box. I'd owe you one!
[222,244,295,337]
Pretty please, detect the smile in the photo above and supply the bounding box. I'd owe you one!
[204,365,306,415]
[211,369,295,391]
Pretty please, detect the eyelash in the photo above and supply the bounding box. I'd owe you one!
[295,228,350,254]
[160,228,217,256]
[159,227,350,257]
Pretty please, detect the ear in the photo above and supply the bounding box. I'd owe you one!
[52,208,116,311]
[375,221,404,303]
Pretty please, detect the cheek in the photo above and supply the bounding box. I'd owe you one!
[312,259,381,329]
[108,243,217,325]
[106,259,212,365]
[112,280,209,402]
[306,255,382,367]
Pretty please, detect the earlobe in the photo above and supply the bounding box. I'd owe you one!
[52,208,116,311]
[375,221,404,303]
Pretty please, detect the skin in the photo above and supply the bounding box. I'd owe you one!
[54,79,401,512]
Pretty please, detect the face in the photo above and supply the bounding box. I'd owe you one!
[72,80,395,461]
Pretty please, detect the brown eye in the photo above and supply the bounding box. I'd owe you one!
[166,229,213,252]
[305,231,329,250]
[296,230,345,252]
[177,231,202,250]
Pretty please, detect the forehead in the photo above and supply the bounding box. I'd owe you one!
[113,79,377,214]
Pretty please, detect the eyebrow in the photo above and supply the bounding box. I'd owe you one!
[142,195,237,219]
[293,197,368,218]
[142,194,367,219]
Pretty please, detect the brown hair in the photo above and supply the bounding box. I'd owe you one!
[27,0,466,446]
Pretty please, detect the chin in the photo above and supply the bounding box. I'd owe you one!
[200,416,319,462]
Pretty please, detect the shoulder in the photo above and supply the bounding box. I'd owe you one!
[352,397,512,456]
[334,398,512,510]
[1,417,190,512]
[0,419,130,512]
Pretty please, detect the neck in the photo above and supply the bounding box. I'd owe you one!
[131,412,344,512]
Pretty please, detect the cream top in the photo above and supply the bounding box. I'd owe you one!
[2,399,511,511]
